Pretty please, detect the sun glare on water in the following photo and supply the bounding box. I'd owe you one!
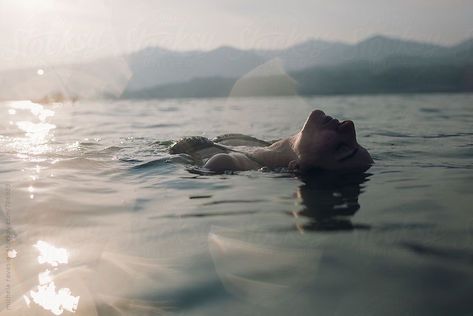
[34,240,69,267]
[7,100,56,156]
[23,241,80,315]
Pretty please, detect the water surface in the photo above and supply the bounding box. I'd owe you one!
[1,94,472,315]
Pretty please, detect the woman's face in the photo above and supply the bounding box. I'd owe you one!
[293,110,373,172]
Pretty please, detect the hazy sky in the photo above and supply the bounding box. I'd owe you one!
[0,0,472,70]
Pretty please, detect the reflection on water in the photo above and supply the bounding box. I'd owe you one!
[5,100,57,157]
[4,101,59,202]
[208,226,323,307]
[24,241,80,315]
[34,240,69,267]
[9,101,55,121]
[292,172,371,232]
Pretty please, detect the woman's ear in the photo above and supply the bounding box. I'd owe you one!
[288,160,299,171]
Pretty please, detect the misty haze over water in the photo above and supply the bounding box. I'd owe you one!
[1,35,472,101]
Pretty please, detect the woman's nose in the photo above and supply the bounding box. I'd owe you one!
[302,109,326,133]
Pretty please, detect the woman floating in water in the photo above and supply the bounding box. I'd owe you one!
[170,110,373,174]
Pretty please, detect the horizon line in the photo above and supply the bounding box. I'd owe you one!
[0,33,471,73]
[133,33,472,55]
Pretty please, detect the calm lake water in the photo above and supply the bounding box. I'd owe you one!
[1,94,472,315]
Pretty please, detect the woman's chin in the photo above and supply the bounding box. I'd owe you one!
[338,146,373,171]
[323,146,373,172]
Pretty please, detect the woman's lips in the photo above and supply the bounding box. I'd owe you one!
[322,116,355,133]
[338,120,357,143]
[323,116,340,127]
[338,120,354,129]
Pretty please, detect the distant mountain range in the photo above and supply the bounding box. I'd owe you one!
[124,35,473,91]
[1,35,472,101]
